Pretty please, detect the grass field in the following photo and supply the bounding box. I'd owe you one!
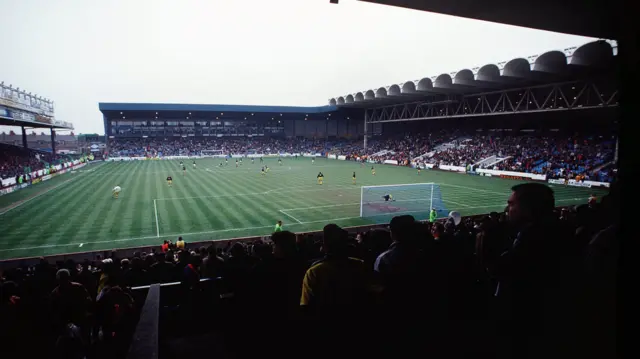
[0,158,606,260]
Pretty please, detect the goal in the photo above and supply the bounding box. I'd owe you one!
[359,182,448,222]
[200,150,225,157]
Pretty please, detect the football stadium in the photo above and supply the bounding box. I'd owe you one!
[0,1,621,358]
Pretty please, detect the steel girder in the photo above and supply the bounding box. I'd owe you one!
[364,79,618,123]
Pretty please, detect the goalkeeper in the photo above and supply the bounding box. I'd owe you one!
[317,171,324,185]
[112,185,122,199]
[382,194,394,202]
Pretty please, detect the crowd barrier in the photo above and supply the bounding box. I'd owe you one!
[548,178,609,188]
[474,168,546,181]
[438,164,466,173]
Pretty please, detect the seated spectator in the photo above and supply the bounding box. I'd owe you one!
[95,276,135,357]
[149,252,176,283]
[50,269,92,346]
[300,224,368,318]
[247,231,308,317]
[201,244,225,279]
[123,257,148,288]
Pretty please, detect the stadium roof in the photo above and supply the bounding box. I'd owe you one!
[330,40,617,108]
[0,117,74,130]
[359,0,618,39]
[99,103,343,121]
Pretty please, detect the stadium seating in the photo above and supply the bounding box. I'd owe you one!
[0,143,78,181]
[428,133,616,180]
[0,181,619,358]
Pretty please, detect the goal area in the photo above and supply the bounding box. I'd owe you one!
[359,183,449,223]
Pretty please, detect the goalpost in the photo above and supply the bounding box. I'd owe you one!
[359,182,448,221]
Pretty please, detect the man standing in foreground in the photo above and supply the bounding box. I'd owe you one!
[495,183,579,358]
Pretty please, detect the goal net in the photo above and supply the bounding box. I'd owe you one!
[200,150,225,157]
[360,183,449,223]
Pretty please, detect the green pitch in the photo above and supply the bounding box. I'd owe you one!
[0,158,606,260]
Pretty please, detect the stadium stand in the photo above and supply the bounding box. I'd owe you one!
[103,131,617,182]
[0,143,83,181]
[429,132,617,181]
[0,180,619,358]
[3,131,616,184]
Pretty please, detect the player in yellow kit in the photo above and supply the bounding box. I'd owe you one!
[167,176,173,187]
[317,171,324,185]
[352,171,356,184]
[371,166,376,176]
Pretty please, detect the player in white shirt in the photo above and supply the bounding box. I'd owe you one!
[112,185,122,199]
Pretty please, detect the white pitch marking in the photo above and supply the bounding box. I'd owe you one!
[279,210,303,224]
[154,199,160,238]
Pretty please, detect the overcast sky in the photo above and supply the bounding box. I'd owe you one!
[1,0,598,135]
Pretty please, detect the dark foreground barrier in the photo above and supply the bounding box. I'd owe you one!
[127,284,160,359]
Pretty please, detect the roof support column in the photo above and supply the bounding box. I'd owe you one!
[363,110,368,151]
[325,119,329,140]
[51,129,56,154]
[21,126,27,149]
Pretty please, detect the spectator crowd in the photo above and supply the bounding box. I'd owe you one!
[2,129,617,186]
[0,180,619,358]
[108,137,332,157]
[0,143,78,182]
[428,133,616,182]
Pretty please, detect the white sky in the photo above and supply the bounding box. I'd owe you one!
[1,0,597,135]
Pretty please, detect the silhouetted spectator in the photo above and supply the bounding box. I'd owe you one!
[300,224,368,318]
[201,244,225,279]
[149,252,176,283]
[494,183,580,357]
[50,269,92,345]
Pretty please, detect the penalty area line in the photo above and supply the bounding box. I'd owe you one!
[279,209,303,224]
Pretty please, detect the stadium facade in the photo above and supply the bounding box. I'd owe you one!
[0,82,73,153]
